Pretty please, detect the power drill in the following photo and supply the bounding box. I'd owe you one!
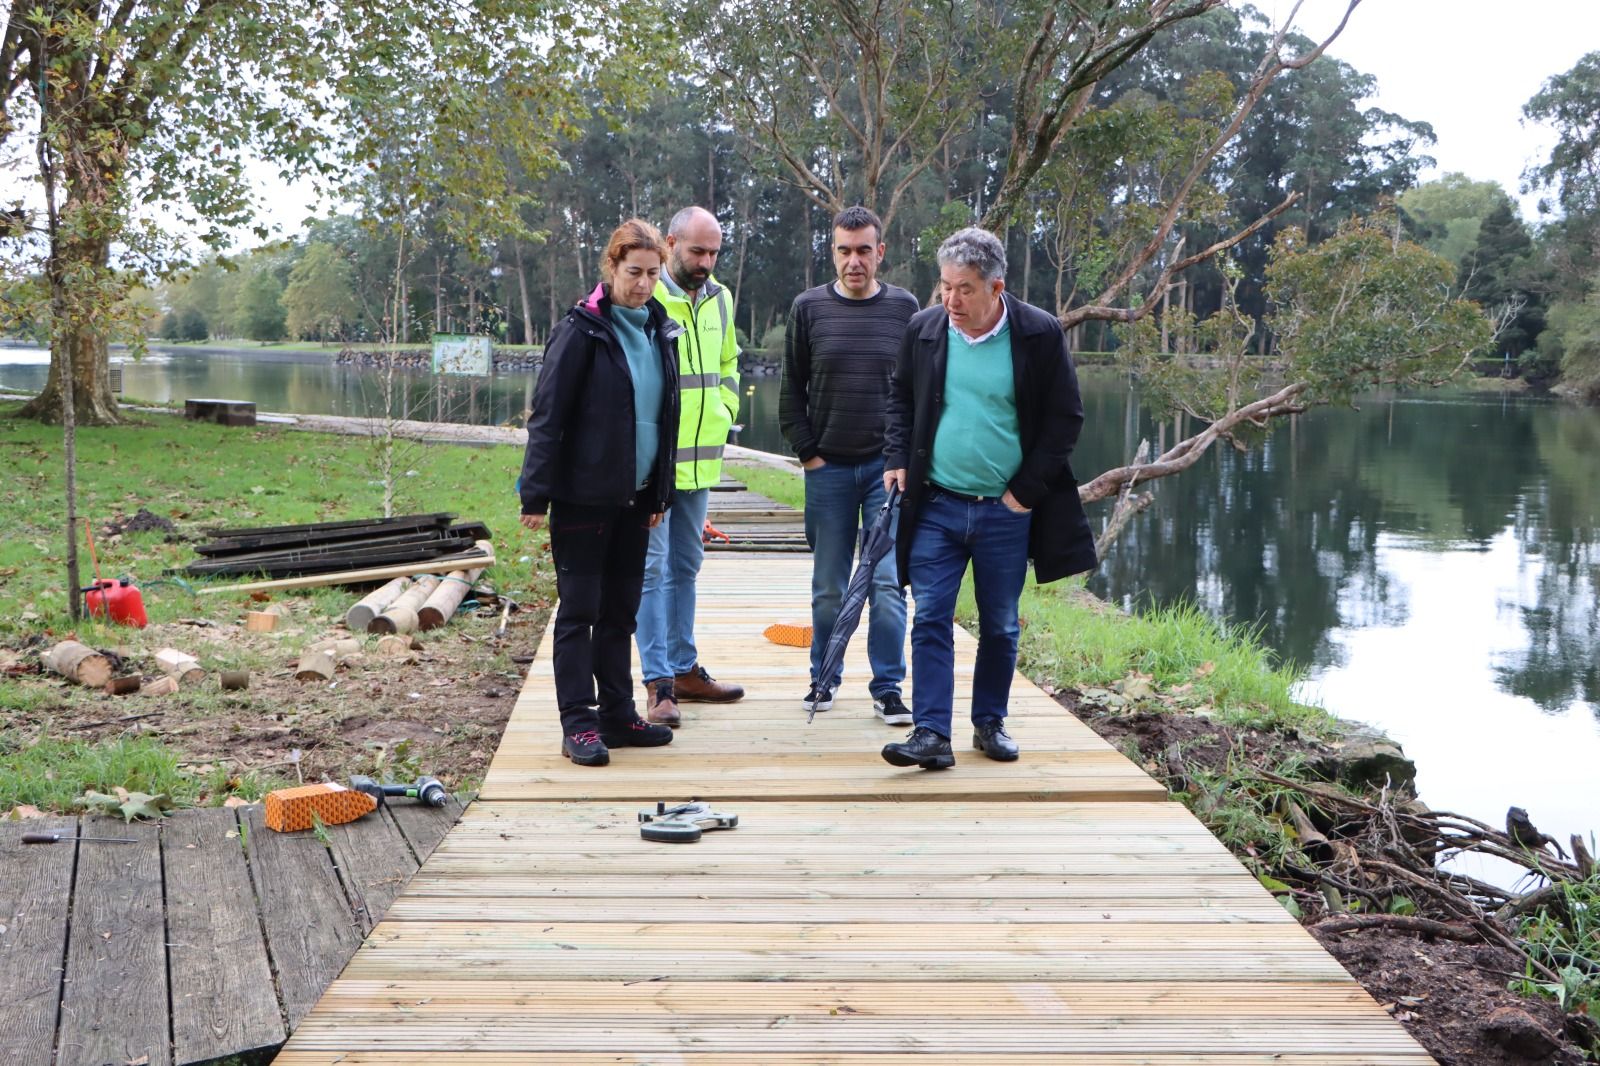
[349,774,447,808]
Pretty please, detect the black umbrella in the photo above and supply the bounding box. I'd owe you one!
[810,484,902,723]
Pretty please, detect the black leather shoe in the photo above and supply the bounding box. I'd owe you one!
[601,716,674,748]
[881,726,955,770]
[973,719,1019,761]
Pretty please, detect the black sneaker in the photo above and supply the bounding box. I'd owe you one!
[562,729,610,766]
[601,718,674,748]
[801,685,834,713]
[973,719,1019,761]
[881,726,955,770]
[872,692,912,726]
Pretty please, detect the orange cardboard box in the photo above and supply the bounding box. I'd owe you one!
[264,782,377,833]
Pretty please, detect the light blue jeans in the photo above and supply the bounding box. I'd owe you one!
[636,486,710,683]
[804,458,906,697]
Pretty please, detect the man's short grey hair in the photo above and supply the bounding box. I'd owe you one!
[937,227,1006,282]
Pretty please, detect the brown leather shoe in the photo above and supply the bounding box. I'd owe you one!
[645,678,681,727]
[673,664,744,703]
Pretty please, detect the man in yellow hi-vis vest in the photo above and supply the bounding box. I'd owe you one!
[636,206,745,726]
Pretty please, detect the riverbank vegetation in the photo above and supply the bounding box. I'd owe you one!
[0,404,552,810]
[730,456,1600,1062]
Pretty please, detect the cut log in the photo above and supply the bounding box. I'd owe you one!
[43,641,112,688]
[308,637,362,663]
[417,568,483,630]
[219,670,250,691]
[244,610,279,633]
[105,675,142,696]
[376,635,420,661]
[142,675,178,696]
[369,575,442,635]
[345,577,411,631]
[294,649,337,682]
[155,647,206,686]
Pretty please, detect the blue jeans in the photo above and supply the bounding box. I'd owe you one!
[804,458,907,696]
[907,490,1032,738]
[636,486,710,682]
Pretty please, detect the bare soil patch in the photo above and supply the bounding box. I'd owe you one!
[6,597,551,797]
[1071,696,1591,1065]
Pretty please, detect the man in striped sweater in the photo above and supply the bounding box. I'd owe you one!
[780,205,920,724]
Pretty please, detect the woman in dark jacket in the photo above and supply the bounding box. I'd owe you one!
[519,219,683,766]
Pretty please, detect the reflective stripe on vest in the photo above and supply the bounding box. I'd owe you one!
[681,372,722,389]
[676,444,725,463]
[720,376,738,392]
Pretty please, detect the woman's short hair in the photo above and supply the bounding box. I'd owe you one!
[937,227,1007,282]
[601,219,668,281]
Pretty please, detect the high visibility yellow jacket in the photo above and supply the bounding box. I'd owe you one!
[654,273,740,490]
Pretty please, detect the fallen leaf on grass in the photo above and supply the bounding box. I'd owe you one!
[5,804,47,820]
[1195,661,1217,677]
[224,796,249,808]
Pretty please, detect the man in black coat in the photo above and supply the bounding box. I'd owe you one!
[882,226,1096,770]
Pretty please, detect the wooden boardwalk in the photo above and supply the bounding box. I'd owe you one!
[276,538,1431,1061]
[0,797,463,1066]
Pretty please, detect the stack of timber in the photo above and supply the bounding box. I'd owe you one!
[183,513,492,579]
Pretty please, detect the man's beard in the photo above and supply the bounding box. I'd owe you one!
[672,260,710,290]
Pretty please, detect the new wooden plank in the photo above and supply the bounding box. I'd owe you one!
[385,896,1287,924]
[240,805,361,1028]
[283,1016,1425,1056]
[163,806,285,1064]
[0,817,77,1066]
[290,978,1387,1013]
[479,749,1167,803]
[399,871,1276,899]
[55,816,169,1066]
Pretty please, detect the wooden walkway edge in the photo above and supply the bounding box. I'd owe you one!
[274,492,1431,1062]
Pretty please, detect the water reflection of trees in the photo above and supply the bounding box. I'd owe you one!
[1080,378,1598,718]
[1497,410,1600,717]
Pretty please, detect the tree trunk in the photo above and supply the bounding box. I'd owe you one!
[434,256,445,335]
[514,241,535,346]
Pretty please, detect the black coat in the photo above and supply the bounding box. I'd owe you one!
[883,291,1097,585]
[519,286,681,516]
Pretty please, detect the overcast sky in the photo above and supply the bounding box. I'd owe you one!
[1308,0,1600,218]
[246,0,1600,238]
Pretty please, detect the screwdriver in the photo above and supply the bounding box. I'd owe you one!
[21,831,138,844]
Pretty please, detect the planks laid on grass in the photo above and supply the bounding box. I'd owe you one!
[0,818,78,1066]
[54,817,168,1066]
[163,807,285,1064]
[325,808,422,935]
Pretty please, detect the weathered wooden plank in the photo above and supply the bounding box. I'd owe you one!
[385,793,467,864]
[0,817,78,1066]
[325,809,420,935]
[164,806,285,1064]
[240,805,361,1029]
[55,816,169,1066]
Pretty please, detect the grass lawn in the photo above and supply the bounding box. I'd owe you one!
[1,403,553,811]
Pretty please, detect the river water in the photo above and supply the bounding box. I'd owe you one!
[4,347,1596,863]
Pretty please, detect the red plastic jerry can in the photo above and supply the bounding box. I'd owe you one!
[83,577,149,628]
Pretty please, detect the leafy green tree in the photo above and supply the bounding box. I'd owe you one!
[1399,173,1515,266]
[1085,214,1495,538]
[1459,201,1545,356]
[283,242,357,341]
[234,268,286,343]
[0,0,668,427]
[1542,284,1600,402]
